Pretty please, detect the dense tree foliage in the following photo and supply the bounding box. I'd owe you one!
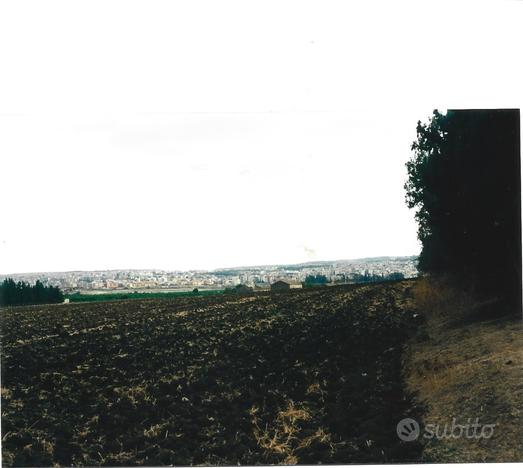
[405,109,521,307]
[0,278,64,306]
[303,274,329,286]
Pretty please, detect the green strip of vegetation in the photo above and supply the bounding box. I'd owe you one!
[65,289,224,303]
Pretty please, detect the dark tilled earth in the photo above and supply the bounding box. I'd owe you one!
[1,282,424,466]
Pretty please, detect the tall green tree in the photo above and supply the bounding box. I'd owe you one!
[405,109,521,309]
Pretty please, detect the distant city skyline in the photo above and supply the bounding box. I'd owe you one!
[0,255,418,276]
[1,256,419,293]
[1,1,521,275]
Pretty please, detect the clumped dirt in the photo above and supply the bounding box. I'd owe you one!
[2,282,423,466]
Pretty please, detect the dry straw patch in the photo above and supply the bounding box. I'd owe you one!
[404,277,523,462]
[250,400,333,464]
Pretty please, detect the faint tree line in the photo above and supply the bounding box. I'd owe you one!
[351,272,405,283]
[304,272,404,287]
[303,274,329,286]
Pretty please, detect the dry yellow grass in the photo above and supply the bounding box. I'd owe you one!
[404,277,523,462]
[250,400,334,464]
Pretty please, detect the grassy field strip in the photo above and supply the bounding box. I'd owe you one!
[404,279,523,462]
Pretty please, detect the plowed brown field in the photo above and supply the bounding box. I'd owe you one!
[1,282,423,466]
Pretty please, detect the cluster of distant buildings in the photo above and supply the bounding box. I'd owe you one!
[1,256,418,294]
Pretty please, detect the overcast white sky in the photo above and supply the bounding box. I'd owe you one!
[1,0,522,273]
